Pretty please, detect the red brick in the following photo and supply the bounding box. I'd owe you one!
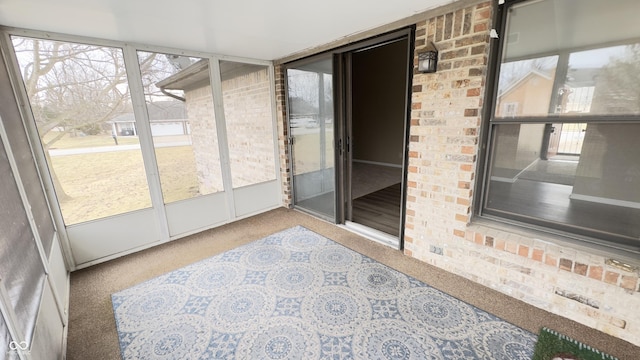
[588,266,603,281]
[620,275,638,290]
[518,245,529,257]
[474,22,488,33]
[604,271,620,285]
[495,238,506,251]
[412,102,422,110]
[467,88,481,97]
[545,254,557,267]
[574,263,588,276]
[475,8,491,21]
[474,233,483,244]
[461,146,475,154]
[453,229,465,238]
[456,197,470,206]
[460,164,473,171]
[456,213,469,222]
[531,248,544,262]
[559,258,573,271]
[404,248,413,257]
[458,181,470,189]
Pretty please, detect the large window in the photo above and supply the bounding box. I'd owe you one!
[482,0,640,252]
[12,37,152,225]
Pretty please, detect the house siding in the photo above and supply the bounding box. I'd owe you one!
[277,0,640,347]
[406,1,640,346]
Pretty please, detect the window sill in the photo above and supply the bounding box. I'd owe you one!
[469,215,640,271]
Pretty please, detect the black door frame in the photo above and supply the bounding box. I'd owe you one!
[285,27,415,249]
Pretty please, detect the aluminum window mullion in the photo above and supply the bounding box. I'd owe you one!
[122,45,171,242]
[0,31,77,271]
[209,57,236,219]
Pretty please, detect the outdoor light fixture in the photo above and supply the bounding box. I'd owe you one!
[417,42,438,73]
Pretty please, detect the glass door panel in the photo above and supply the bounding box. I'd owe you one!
[287,58,335,219]
[12,36,152,225]
[137,51,223,203]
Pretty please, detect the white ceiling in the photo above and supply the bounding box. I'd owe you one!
[0,0,454,61]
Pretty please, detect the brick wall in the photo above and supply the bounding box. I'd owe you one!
[405,1,640,346]
[185,66,279,193]
[185,85,224,194]
[221,66,276,188]
[275,65,293,207]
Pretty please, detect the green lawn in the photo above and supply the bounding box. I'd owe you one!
[51,145,198,225]
[44,132,140,149]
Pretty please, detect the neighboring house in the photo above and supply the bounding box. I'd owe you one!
[496,69,555,117]
[109,101,190,136]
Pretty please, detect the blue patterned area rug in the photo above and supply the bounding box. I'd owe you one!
[112,226,536,359]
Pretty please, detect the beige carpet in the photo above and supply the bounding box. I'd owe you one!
[67,207,639,359]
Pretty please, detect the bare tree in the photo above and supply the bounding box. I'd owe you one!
[11,37,160,200]
[591,44,640,114]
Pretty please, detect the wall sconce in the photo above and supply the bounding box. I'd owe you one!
[417,42,438,73]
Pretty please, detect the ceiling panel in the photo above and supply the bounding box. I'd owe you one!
[0,0,454,60]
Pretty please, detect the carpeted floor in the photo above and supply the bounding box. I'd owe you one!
[111,226,535,359]
[66,208,640,359]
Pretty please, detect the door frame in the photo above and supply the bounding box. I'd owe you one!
[285,27,415,249]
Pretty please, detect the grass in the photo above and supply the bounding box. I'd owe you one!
[44,132,140,149]
[51,143,199,225]
[45,131,320,225]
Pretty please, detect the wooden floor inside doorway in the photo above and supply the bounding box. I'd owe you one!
[352,182,402,236]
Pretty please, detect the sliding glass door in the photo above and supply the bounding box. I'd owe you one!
[286,57,336,220]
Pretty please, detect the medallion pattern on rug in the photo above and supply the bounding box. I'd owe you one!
[112,226,536,359]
